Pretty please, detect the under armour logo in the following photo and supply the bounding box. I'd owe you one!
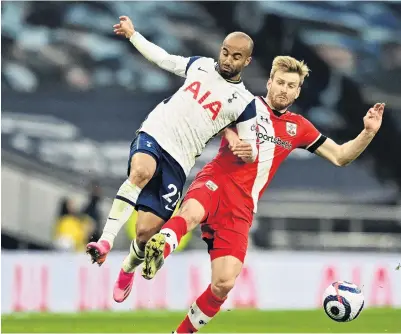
[199,320,207,325]
[162,232,171,238]
[260,116,270,123]
[198,67,208,73]
[146,141,152,147]
[228,93,238,103]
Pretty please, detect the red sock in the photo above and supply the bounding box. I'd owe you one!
[176,315,197,334]
[176,284,226,333]
[160,216,187,259]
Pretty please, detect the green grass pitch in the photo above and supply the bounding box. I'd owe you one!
[2,308,400,333]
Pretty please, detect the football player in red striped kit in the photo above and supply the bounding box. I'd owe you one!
[146,56,385,333]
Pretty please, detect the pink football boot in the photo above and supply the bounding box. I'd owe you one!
[86,240,111,266]
[113,269,135,303]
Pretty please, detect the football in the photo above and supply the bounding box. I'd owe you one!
[322,281,365,322]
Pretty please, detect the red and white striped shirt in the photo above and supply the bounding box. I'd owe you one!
[207,96,327,213]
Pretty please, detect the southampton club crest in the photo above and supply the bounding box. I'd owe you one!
[286,122,297,136]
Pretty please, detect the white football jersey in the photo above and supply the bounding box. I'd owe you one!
[139,56,257,176]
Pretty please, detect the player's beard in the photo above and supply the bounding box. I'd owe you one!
[268,90,294,111]
[217,63,241,80]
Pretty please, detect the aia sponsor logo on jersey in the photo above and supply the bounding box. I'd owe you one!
[257,123,292,150]
[286,122,297,136]
[184,81,222,120]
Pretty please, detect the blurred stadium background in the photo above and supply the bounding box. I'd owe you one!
[1,1,401,332]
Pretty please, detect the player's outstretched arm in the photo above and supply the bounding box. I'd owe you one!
[315,103,385,166]
[114,16,195,78]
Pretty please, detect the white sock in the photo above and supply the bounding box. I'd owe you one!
[122,240,145,273]
[99,179,141,248]
[188,301,213,330]
[160,228,179,253]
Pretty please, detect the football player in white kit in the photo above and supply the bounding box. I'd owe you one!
[86,15,258,302]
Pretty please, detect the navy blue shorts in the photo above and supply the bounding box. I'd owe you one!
[127,131,186,221]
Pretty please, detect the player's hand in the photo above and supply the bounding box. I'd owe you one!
[113,16,135,39]
[231,142,254,163]
[224,128,241,150]
[223,128,254,162]
[363,103,385,135]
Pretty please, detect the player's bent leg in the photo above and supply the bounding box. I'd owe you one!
[135,209,166,250]
[210,255,243,299]
[142,198,206,280]
[174,255,243,333]
[175,198,207,230]
[128,152,157,189]
[162,198,206,257]
[113,211,164,303]
[86,152,157,266]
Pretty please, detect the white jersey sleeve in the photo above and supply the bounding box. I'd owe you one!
[235,99,258,161]
[129,32,200,78]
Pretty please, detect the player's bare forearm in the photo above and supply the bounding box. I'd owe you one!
[337,129,376,166]
[222,127,238,141]
[316,103,384,167]
[316,129,376,166]
[223,128,255,163]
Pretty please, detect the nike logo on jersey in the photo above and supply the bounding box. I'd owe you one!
[198,67,208,73]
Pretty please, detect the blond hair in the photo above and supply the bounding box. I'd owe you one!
[270,56,310,86]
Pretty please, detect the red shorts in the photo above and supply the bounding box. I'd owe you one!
[184,166,254,263]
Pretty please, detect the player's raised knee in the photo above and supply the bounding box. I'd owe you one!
[211,277,235,299]
[129,152,157,186]
[129,163,153,185]
[178,199,206,230]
